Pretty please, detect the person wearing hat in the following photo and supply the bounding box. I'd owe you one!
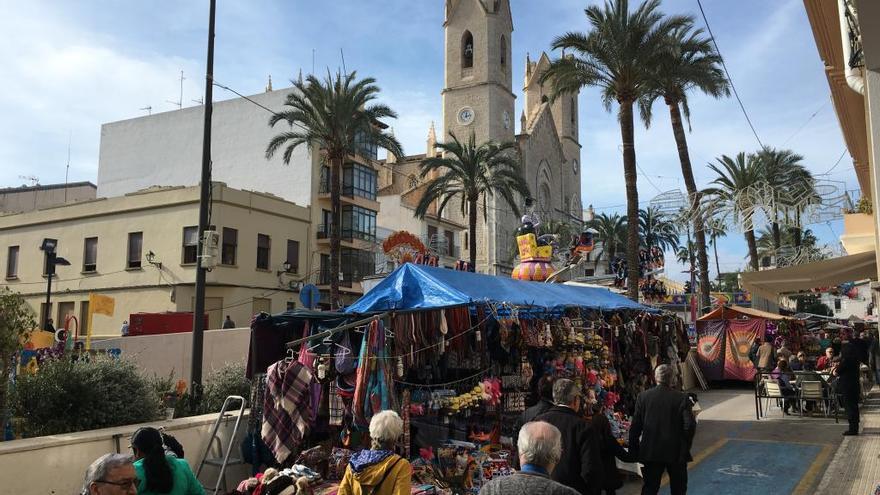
[536,378,604,494]
[337,410,411,495]
[130,426,202,495]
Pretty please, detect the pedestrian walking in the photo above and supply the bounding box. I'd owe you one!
[479,421,578,495]
[833,343,862,436]
[121,320,129,336]
[131,427,202,495]
[868,332,880,384]
[628,364,696,495]
[756,338,776,372]
[537,378,604,494]
[222,315,236,329]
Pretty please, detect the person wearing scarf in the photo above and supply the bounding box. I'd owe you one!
[337,410,411,495]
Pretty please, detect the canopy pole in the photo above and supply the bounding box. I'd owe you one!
[285,311,391,349]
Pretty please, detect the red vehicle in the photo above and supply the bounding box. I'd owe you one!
[127,312,208,336]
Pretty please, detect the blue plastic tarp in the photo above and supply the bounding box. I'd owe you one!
[345,263,655,314]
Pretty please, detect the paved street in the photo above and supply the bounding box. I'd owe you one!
[619,386,858,494]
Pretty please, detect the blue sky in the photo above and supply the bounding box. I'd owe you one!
[0,0,858,281]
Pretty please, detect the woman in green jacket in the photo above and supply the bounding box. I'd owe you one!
[131,427,203,495]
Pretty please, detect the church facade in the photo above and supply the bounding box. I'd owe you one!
[380,0,583,274]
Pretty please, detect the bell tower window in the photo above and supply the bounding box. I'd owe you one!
[570,97,576,125]
[462,31,474,69]
[500,35,506,66]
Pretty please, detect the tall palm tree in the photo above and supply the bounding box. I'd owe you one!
[754,147,809,250]
[415,132,530,271]
[639,22,729,309]
[638,206,680,253]
[705,152,764,271]
[541,0,688,300]
[266,71,403,306]
[706,219,727,281]
[587,213,628,272]
[676,240,695,265]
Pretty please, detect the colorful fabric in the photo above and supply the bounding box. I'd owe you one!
[262,360,314,464]
[696,320,726,381]
[353,320,398,427]
[349,449,394,473]
[724,319,764,381]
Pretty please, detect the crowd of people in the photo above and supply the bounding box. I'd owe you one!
[751,329,877,436]
[80,365,696,495]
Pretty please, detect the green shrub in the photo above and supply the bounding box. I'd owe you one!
[11,357,160,437]
[200,362,251,413]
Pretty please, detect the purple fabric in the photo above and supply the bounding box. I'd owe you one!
[261,360,314,463]
[724,318,764,381]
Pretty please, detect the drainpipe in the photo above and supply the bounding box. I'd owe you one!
[840,0,865,95]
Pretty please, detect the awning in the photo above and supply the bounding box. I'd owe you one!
[698,305,793,321]
[345,263,655,314]
[740,251,877,300]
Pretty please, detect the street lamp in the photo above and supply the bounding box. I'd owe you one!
[277,260,292,276]
[39,238,70,330]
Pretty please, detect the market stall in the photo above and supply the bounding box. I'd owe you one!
[695,305,805,382]
[241,264,688,495]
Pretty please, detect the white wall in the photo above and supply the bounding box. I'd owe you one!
[92,327,250,381]
[97,88,312,205]
[0,411,249,495]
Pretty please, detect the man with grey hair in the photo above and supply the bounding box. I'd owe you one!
[479,421,578,495]
[629,364,696,495]
[536,378,604,494]
[81,453,137,495]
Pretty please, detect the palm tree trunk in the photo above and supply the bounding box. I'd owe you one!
[772,219,781,250]
[620,101,640,301]
[329,155,342,307]
[745,229,759,271]
[713,238,721,283]
[668,101,711,310]
[468,197,478,271]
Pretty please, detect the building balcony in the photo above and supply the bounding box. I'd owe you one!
[841,212,876,255]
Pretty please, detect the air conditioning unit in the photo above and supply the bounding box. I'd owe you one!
[201,230,220,269]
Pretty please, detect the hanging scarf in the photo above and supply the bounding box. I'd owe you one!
[353,320,398,427]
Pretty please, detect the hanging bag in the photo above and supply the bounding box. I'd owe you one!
[335,330,358,375]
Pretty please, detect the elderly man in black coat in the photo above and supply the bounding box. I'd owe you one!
[537,378,604,494]
[834,343,862,435]
[628,364,696,495]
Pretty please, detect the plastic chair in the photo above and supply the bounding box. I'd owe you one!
[763,380,788,417]
[798,381,826,417]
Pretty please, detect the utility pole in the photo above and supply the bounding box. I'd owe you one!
[190,0,216,400]
[39,239,70,330]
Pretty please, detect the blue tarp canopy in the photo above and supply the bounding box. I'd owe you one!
[345,263,655,314]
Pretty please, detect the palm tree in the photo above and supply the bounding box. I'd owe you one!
[639,22,729,309]
[541,0,688,300]
[266,71,403,306]
[587,213,628,272]
[754,147,809,250]
[706,219,727,281]
[705,152,764,271]
[676,240,695,266]
[638,206,680,253]
[415,132,530,271]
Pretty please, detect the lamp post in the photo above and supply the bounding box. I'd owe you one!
[39,238,70,330]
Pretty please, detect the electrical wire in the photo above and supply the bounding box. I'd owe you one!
[782,101,828,145]
[817,148,849,176]
[695,0,765,149]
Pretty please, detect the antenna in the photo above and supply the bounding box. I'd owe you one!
[166,70,185,109]
[65,131,71,202]
[139,105,152,115]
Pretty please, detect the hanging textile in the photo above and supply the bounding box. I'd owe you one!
[262,360,314,464]
[352,319,398,427]
[724,318,764,381]
[696,320,726,381]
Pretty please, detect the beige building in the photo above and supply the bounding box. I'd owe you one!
[0,183,310,336]
[0,181,96,214]
[405,0,583,274]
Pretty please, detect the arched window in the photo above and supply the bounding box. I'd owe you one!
[500,35,506,66]
[462,31,474,69]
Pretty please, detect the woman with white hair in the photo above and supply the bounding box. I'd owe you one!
[337,410,411,495]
